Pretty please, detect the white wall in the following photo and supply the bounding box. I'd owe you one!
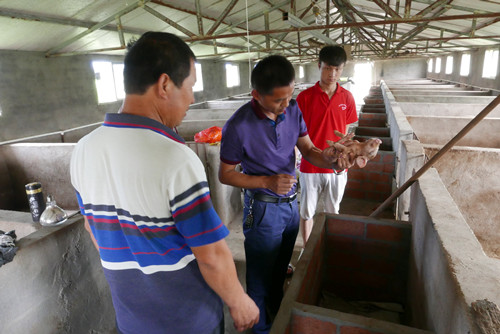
[426,46,500,92]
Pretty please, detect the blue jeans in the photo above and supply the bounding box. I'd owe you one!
[243,193,299,334]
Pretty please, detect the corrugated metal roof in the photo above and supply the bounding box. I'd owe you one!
[0,0,498,61]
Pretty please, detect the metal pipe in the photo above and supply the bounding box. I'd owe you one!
[0,122,102,146]
[370,94,500,217]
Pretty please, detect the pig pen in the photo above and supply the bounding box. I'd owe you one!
[271,213,433,334]
[271,171,499,334]
[379,79,500,333]
[387,79,500,259]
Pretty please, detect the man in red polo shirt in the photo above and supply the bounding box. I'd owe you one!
[296,45,358,245]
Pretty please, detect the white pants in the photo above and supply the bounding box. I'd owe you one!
[299,172,348,220]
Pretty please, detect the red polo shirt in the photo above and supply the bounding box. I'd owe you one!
[297,81,358,173]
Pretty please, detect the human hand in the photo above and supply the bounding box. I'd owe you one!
[229,293,260,332]
[336,153,355,169]
[266,174,296,195]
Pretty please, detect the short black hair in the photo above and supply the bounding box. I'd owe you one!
[251,55,295,95]
[124,32,196,94]
[319,45,347,67]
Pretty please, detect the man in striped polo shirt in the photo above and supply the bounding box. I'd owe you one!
[70,32,258,334]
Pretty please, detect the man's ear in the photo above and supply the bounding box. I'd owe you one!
[157,73,171,98]
[251,89,260,101]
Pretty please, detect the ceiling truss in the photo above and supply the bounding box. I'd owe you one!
[0,0,498,61]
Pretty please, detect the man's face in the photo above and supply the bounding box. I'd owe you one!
[253,82,295,117]
[319,61,344,86]
[164,59,196,128]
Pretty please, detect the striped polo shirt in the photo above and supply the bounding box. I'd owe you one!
[70,113,229,334]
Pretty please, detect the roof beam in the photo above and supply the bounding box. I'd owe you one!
[390,1,453,53]
[182,11,500,43]
[143,5,196,37]
[212,0,290,36]
[372,0,401,18]
[195,0,204,35]
[429,17,500,47]
[337,0,391,50]
[414,0,450,18]
[410,0,490,14]
[404,0,412,18]
[284,13,336,44]
[206,0,239,35]
[0,8,144,35]
[45,0,152,56]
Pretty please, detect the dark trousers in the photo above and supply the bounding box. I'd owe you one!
[243,193,299,334]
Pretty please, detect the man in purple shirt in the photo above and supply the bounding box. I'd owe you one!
[219,55,352,334]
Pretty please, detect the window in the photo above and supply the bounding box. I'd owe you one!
[435,58,441,73]
[428,58,433,72]
[92,61,125,103]
[460,54,470,76]
[482,49,499,79]
[445,56,453,74]
[299,65,305,79]
[225,63,240,88]
[193,63,203,92]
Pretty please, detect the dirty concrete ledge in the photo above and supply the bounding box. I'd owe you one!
[409,168,500,334]
[0,212,115,334]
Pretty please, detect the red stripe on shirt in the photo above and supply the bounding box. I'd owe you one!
[132,243,188,256]
[172,194,210,218]
[185,222,225,239]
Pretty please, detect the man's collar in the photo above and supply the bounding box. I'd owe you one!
[103,113,185,144]
[315,81,340,96]
[251,98,267,120]
[251,98,287,121]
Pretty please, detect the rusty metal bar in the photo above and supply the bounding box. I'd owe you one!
[299,2,314,19]
[326,0,330,38]
[195,0,204,35]
[0,8,144,35]
[370,94,500,218]
[415,0,451,18]
[372,0,401,18]
[207,0,239,35]
[265,12,270,49]
[404,0,411,18]
[117,16,125,47]
[391,4,451,52]
[143,5,196,37]
[45,0,151,56]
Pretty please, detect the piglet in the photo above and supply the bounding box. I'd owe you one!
[326,130,382,168]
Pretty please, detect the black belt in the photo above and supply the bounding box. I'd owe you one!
[246,190,297,203]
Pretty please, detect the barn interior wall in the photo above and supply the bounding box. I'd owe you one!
[426,46,500,92]
[1,47,498,144]
[0,51,252,142]
[373,58,428,82]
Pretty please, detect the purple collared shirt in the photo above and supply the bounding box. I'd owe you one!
[220,98,308,196]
